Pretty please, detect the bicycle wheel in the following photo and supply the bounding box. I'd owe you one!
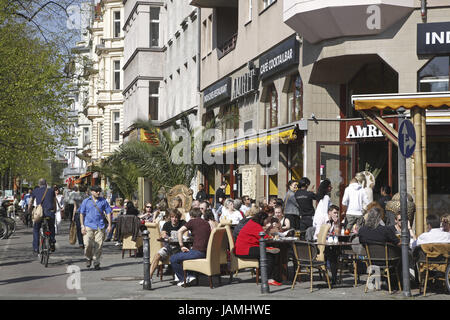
[0,220,9,240]
[5,217,15,237]
[445,264,450,294]
[41,237,50,267]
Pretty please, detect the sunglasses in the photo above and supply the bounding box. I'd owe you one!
[146,206,152,208]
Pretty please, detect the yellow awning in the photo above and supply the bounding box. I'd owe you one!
[210,128,297,155]
[352,92,450,111]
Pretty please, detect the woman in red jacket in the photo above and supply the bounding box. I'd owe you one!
[234,211,281,286]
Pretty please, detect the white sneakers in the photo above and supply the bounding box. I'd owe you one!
[176,275,196,287]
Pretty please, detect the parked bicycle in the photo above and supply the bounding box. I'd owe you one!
[39,217,52,267]
[0,201,16,239]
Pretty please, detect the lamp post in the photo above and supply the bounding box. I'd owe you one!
[142,229,151,290]
[397,107,412,297]
[259,232,270,294]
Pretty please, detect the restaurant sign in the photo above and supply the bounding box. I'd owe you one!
[231,68,259,101]
[259,36,299,81]
[347,123,394,139]
[417,22,450,55]
[203,77,232,108]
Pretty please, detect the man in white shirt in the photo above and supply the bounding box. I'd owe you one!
[342,178,369,232]
[413,214,450,248]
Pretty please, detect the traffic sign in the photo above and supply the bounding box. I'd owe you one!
[398,119,416,158]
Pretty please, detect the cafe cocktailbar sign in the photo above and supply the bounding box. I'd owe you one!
[259,36,299,81]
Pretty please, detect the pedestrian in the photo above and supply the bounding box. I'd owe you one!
[54,187,64,234]
[170,207,212,286]
[283,180,300,230]
[29,179,56,255]
[79,185,112,270]
[313,178,332,239]
[72,186,86,248]
[295,177,317,231]
[342,177,370,233]
[196,183,208,202]
[215,181,227,209]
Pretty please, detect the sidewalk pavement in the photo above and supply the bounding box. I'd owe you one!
[0,219,448,302]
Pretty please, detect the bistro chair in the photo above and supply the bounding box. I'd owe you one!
[146,222,171,281]
[182,227,227,288]
[414,243,450,296]
[222,224,260,285]
[291,240,331,292]
[338,236,368,287]
[116,215,142,258]
[363,242,402,294]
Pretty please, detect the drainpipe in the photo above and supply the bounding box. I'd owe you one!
[421,0,427,22]
[197,8,201,94]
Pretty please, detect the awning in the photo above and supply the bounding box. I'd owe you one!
[352,92,450,111]
[79,172,92,179]
[209,126,300,155]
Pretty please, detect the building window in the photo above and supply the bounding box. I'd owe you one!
[150,7,160,47]
[113,11,121,38]
[287,74,303,122]
[418,56,449,92]
[265,84,278,128]
[114,60,121,90]
[247,0,252,22]
[262,0,276,10]
[98,123,103,149]
[112,112,120,142]
[149,82,159,120]
[83,127,90,145]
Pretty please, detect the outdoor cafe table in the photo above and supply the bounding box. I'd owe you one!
[262,237,357,290]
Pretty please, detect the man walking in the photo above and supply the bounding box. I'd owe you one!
[79,186,112,270]
[30,179,56,255]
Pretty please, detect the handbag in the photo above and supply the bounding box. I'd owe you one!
[32,188,49,223]
[69,221,77,245]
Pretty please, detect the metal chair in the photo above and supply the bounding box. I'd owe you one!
[414,243,450,296]
[338,236,368,287]
[364,242,402,294]
[291,240,331,292]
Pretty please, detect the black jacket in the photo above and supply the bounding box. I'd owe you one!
[196,190,207,201]
[294,189,316,217]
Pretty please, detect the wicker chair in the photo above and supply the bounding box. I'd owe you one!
[146,222,170,281]
[291,240,331,292]
[363,242,402,294]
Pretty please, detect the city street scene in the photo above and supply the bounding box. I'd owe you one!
[0,0,449,307]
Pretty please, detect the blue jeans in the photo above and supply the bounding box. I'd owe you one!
[170,250,206,282]
[33,215,56,252]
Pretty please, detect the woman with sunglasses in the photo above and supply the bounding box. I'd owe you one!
[139,202,154,222]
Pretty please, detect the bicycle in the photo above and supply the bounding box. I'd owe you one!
[0,219,8,240]
[39,217,52,267]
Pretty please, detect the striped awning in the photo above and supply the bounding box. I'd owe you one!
[210,128,297,155]
[352,92,450,111]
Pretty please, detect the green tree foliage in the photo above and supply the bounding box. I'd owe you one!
[0,0,71,184]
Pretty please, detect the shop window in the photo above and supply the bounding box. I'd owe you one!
[287,74,303,122]
[427,136,450,194]
[265,84,278,128]
[418,56,449,92]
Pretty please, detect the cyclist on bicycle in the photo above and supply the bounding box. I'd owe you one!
[29,179,57,256]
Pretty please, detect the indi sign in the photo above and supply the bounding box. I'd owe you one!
[417,22,450,55]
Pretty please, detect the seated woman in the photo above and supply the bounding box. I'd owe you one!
[274,205,290,232]
[203,209,218,230]
[220,198,244,225]
[234,211,282,286]
[139,202,154,221]
[358,207,399,246]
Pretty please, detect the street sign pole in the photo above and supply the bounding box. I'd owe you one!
[397,108,412,297]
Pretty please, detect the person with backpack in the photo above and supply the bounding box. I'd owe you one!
[29,179,56,256]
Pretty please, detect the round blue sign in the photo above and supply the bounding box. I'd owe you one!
[398,119,416,158]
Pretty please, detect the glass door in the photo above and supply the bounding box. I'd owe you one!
[316,142,356,208]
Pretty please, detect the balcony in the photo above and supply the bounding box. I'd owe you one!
[283,0,415,44]
[218,33,237,60]
[190,0,237,8]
